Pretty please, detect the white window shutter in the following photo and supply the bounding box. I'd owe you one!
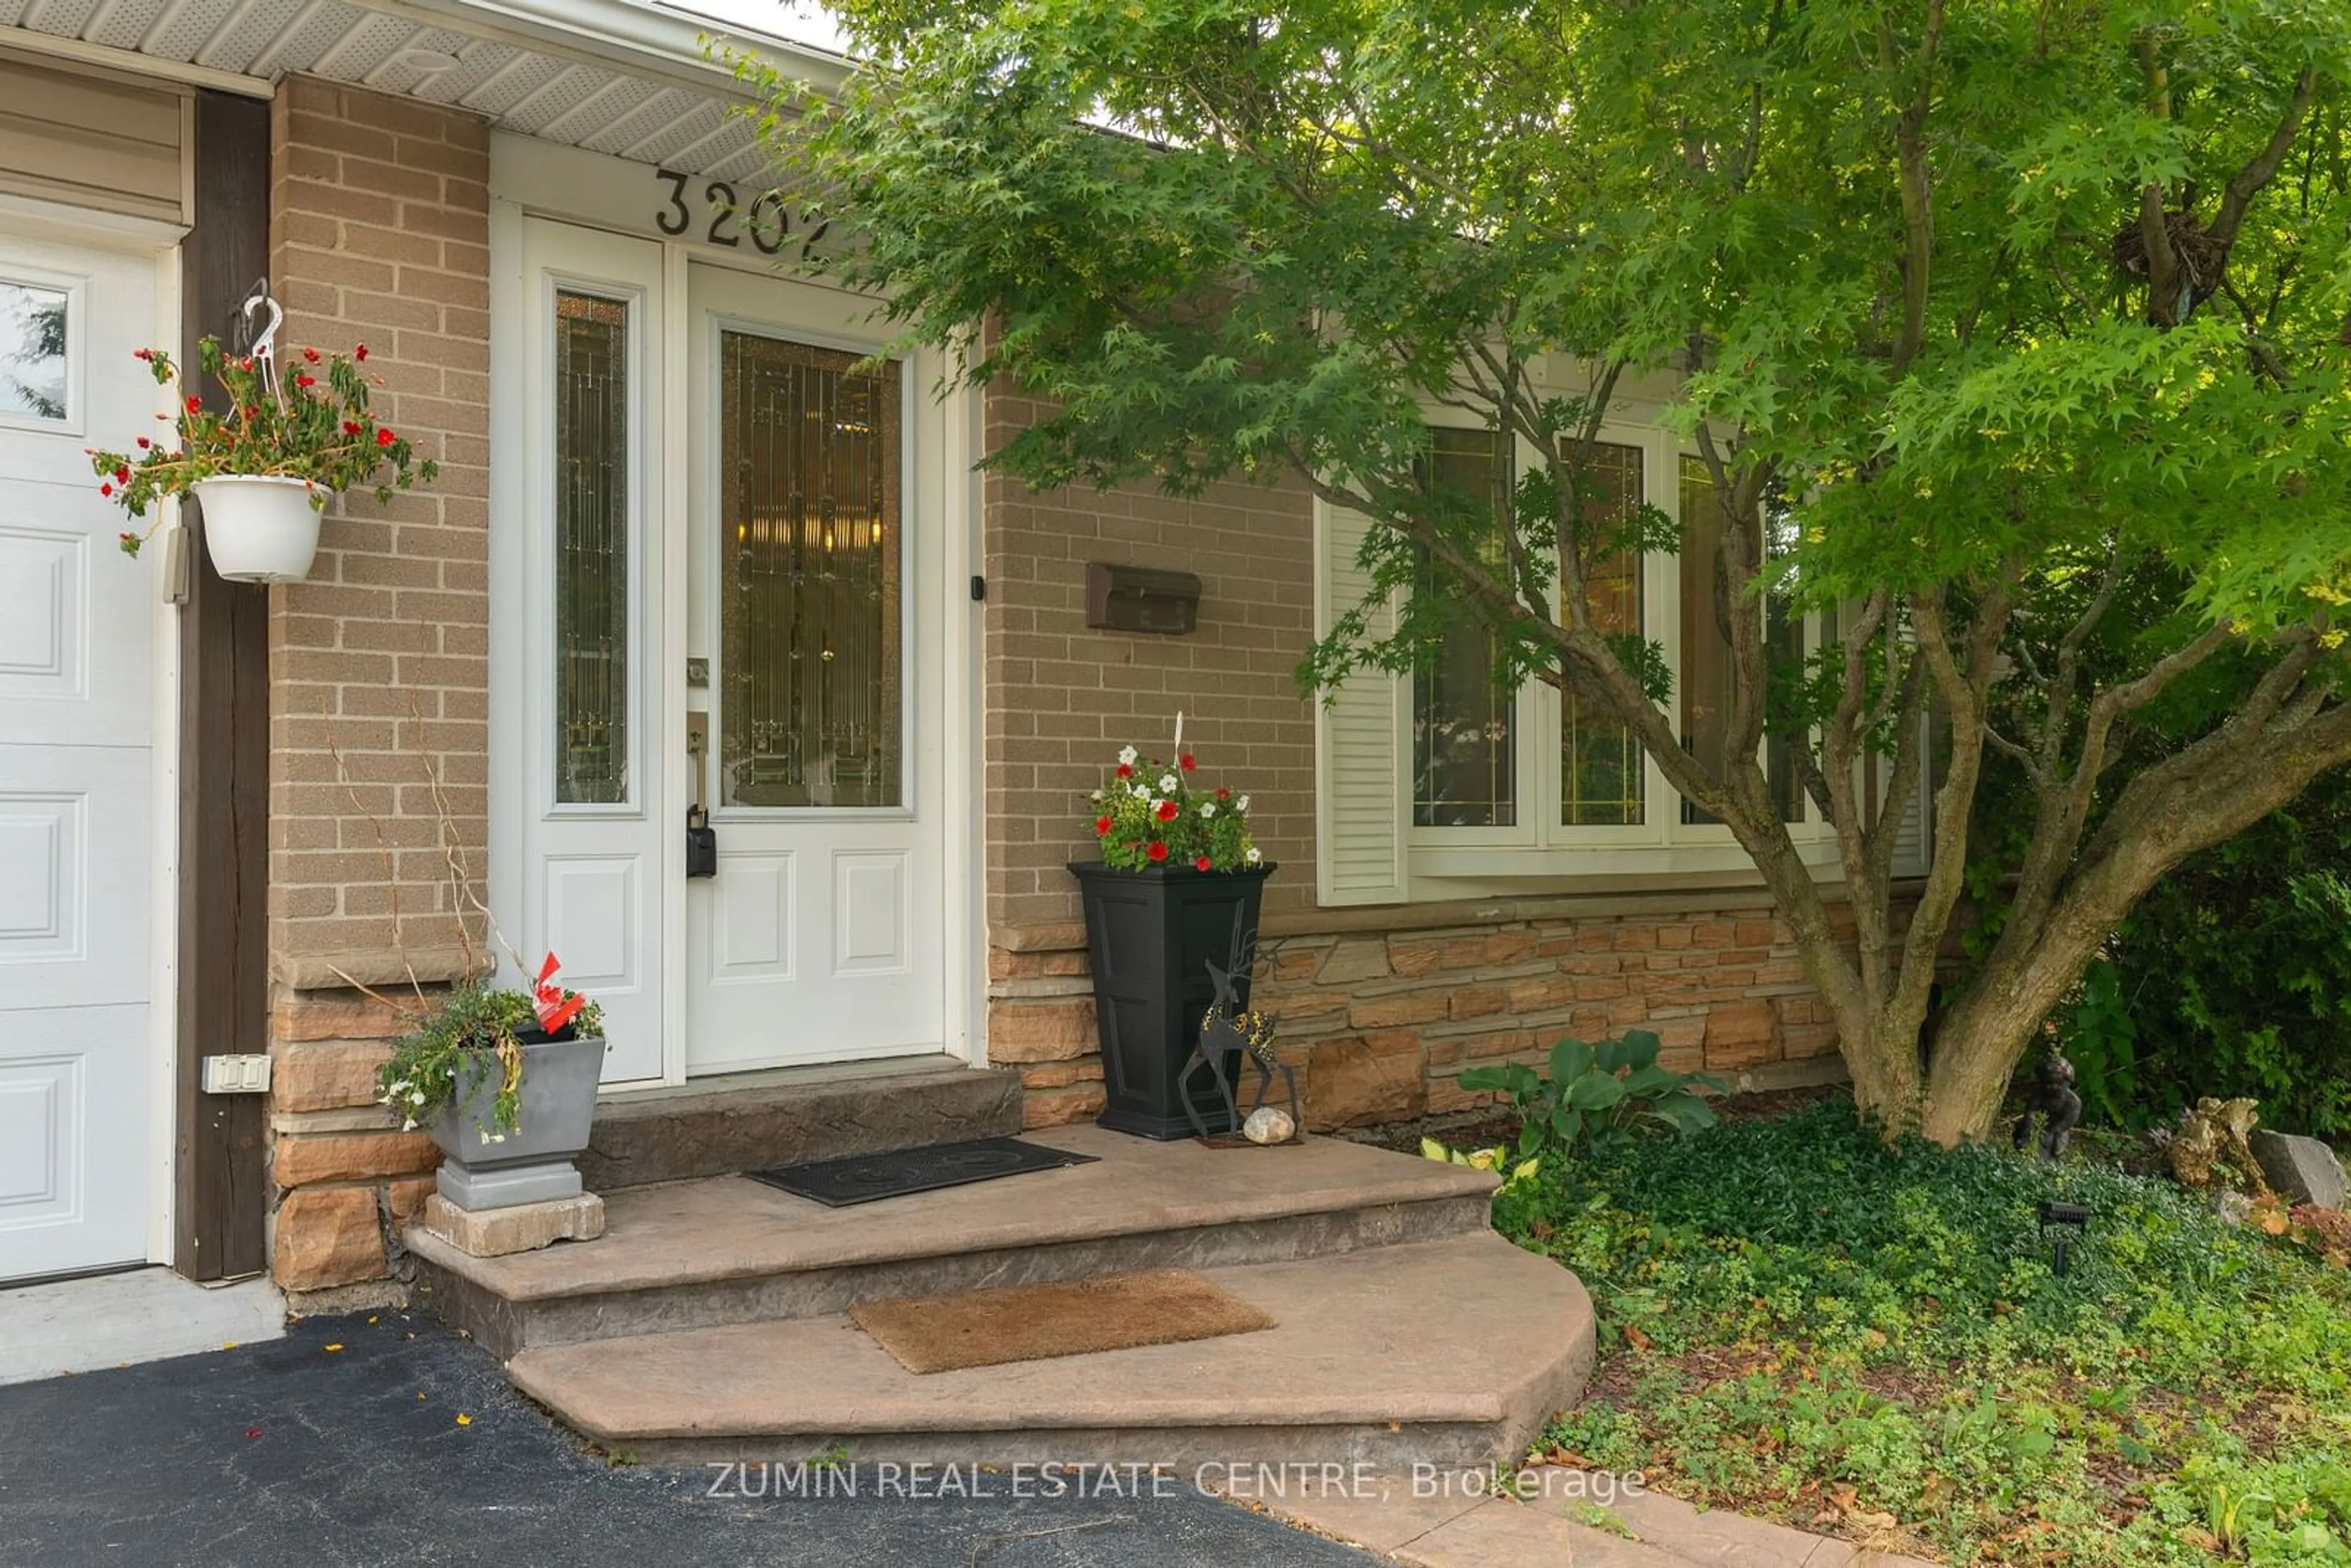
[1314,498,1411,906]
[1888,715,1932,878]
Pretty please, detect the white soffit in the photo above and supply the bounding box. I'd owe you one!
[0,0,835,182]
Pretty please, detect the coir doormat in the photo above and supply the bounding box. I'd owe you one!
[849,1269,1276,1373]
[746,1136,1097,1207]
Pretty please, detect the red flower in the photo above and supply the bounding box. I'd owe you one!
[1179,754,1196,771]
[1216,787,1231,800]
[99,482,112,497]
[133,348,152,362]
[354,343,369,361]
[1147,841,1169,863]
[302,347,320,364]
[1115,763,1133,779]
[136,436,151,449]
[239,357,254,372]
[296,375,315,389]
[186,396,201,413]
[242,405,260,419]
[342,421,362,435]
[1155,800,1179,822]
[1194,855,1212,871]
[377,427,396,448]
[1095,816,1112,836]
[113,466,130,484]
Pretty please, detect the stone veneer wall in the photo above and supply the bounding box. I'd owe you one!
[259,78,493,1304]
[979,384,1862,1126]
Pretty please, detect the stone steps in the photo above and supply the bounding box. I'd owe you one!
[410,1125,1500,1358]
[577,1057,1024,1191]
[504,1233,1595,1468]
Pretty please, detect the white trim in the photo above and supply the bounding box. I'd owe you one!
[146,240,181,1266]
[487,195,526,996]
[940,337,981,1065]
[0,192,188,249]
[657,238,690,1085]
[0,25,271,99]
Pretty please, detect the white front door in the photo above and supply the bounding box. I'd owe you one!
[0,230,167,1283]
[682,263,948,1073]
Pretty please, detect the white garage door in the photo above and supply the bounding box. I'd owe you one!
[0,228,168,1285]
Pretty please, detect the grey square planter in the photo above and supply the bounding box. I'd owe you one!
[427,1032,608,1211]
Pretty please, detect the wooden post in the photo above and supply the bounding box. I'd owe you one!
[173,89,271,1281]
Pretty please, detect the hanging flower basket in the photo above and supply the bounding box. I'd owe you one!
[189,474,324,583]
[89,313,435,585]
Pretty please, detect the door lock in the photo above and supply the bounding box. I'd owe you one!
[686,713,716,878]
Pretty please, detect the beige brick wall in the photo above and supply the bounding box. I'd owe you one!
[261,78,493,1302]
[983,390,1321,934]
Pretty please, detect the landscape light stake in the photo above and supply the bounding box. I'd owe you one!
[2038,1201,2093,1278]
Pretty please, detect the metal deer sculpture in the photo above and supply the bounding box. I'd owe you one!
[1176,926,1296,1140]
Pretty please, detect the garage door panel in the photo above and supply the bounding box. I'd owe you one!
[0,1004,151,1280]
[0,745,146,1010]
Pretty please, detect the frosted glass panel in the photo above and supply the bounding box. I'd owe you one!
[718,332,902,809]
[553,291,629,805]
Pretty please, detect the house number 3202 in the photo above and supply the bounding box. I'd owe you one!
[651,168,828,258]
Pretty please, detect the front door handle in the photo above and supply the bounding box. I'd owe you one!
[686,712,716,878]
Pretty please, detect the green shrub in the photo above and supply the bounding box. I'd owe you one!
[1512,1100,2351,1565]
[1458,1030,1723,1161]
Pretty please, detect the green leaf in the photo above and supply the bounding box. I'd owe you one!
[1548,1038,1596,1083]
[1568,1073,1630,1111]
[1616,1030,1662,1072]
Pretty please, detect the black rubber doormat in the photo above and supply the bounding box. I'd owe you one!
[746,1138,1100,1207]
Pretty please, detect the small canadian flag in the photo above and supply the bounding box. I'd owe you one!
[531,952,585,1035]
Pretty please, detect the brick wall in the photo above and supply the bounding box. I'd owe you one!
[260,78,493,1304]
[978,385,1864,1127]
[991,893,1858,1129]
[983,390,1321,935]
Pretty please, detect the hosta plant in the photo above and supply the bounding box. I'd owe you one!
[90,336,437,557]
[1461,1030,1725,1161]
[1087,740,1262,872]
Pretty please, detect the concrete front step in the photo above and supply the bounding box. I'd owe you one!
[410,1127,1500,1358]
[578,1056,1024,1191]
[506,1232,1595,1468]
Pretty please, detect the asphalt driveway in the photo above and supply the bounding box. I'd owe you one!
[0,1309,1380,1568]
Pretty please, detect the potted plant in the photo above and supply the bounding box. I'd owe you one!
[90,335,436,583]
[377,955,608,1212]
[1068,728,1273,1138]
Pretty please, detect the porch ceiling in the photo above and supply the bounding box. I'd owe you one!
[0,0,835,184]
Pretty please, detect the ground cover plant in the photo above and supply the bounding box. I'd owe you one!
[1497,1100,2351,1564]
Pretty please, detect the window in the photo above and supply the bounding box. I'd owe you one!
[552,291,631,805]
[716,331,904,810]
[1413,428,1515,827]
[1561,443,1646,825]
[0,277,69,427]
[1677,456,1806,825]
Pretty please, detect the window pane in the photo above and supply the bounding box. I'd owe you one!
[719,332,902,809]
[1678,457,1803,823]
[1561,443,1646,826]
[0,279,67,423]
[553,292,629,805]
[1413,428,1514,827]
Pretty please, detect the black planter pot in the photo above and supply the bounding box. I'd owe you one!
[1068,859,1276,1139]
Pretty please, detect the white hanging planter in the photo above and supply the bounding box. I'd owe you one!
[190,474,328,584]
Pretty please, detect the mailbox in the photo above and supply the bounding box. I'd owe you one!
[1085,562,1202,635]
